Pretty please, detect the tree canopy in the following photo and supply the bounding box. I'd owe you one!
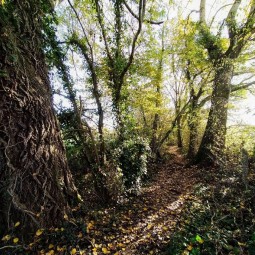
[1,0,255,254]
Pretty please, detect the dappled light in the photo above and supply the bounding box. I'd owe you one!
[1,0,255,254]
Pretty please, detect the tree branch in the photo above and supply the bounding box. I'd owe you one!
[226,0,241,40]
[94,0,113,63]
[120,0,146,81]
[67,0,94,59]
[123,0,163,25]
[231,80,255,92]
[158,100,190,148]
[200,0,206,24]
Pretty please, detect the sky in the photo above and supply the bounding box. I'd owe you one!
[180,0,255,126]
[54,0,255,127]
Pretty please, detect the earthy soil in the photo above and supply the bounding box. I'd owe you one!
[80,147,201,255]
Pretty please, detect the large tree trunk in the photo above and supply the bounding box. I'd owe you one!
[195,62,233,165]
[0,1,77,235]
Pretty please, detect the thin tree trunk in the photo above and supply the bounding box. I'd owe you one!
[176,115,183,148]
[187,106,199,159]
[0,0,77,235]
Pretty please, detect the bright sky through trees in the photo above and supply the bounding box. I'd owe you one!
[172,0,255,126]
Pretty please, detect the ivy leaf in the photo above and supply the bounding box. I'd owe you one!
[195,234,204,244]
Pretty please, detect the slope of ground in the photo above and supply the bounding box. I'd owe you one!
[79,147,201,255]
[0,147,201,255]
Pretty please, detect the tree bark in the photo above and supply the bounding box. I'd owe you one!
[187,105,199,159]
[195,62,233,165]
[0,0,77,235]
[176,114,183,148]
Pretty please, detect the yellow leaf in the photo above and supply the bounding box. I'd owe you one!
[77,232,83,238]
[107,243,114,248]
[46,250,55,255]
[61,227,64,232]
[102,247,110,254]
[92,251,98,255]
[187,245,193,251]
[147,224,153,229]
[49,244,54,249]
[14,222,20,227]
[36,229,44,236]
[13,238,19,243]
[87,222,94,233]
[70,248,77,254]
[64,214,68,220]
[57,246,64,251]
[2,235,11,241]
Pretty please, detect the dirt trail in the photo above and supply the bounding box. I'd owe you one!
[82,147,199,255]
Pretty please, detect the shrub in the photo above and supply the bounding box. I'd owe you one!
[113,137,151,193]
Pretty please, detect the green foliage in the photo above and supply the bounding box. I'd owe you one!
[57,109,87,171]
[111,136,151,193]
[164,158,255,255]
[226,125,255,155]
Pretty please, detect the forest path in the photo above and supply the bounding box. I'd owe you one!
[82,147,200,255]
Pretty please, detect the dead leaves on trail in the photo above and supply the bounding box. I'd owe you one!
[81,155,199,255]
[0,149,199,255]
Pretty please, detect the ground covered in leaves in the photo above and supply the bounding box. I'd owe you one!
[79,148,200,255]
[0,147,201,255]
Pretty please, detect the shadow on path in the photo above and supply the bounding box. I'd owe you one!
[82,147,200,255]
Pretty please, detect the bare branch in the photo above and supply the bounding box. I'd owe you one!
[158,100,190,148]
[94,0,113,63]
[120,0,146,80]
[200,0,206,24]
[209,3,233,28]
[67,0,94,58]
[123,0,164,25]
[231,80,255,92]
[226,0,241,38]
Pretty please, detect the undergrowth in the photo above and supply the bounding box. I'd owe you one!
[164,157,255,255]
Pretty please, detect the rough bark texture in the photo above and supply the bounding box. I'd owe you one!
[195,62,233,165]
[0,1,77,235]
[187,108,199,159]
[195,0,255,166]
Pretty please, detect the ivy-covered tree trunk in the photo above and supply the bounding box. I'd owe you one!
[195,62,233,165]
[0,1,77,235]
[194,0,255,166]
[187,108,199,159]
